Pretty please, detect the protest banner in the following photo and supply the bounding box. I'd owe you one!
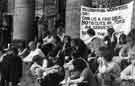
[80,1,134,44]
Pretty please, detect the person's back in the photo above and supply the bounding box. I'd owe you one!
[1,49,23,85]
[2,54,22,82]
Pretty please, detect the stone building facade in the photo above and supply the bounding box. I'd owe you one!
[2,0,135,42]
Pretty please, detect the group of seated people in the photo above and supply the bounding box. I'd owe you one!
[0,27,135,86]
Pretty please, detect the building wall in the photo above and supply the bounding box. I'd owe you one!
[13,0,35,41]
[65,0,92,38]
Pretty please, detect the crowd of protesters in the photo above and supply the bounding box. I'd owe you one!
[0,26,135,86]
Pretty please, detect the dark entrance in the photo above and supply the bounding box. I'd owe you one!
[0,15,13,49]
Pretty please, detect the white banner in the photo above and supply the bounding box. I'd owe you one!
[80,1,134,44]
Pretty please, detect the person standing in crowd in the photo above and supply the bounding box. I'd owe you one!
[119,30,135,58]
[118,31,135,70]
[0,47,22,86]
[23,41,45,62]
[86,28,97,44]
[56,26,65,42]
[61,35,72,63]
[87,28,95,38]
[114,33,127,56]
[97,46,121,86]
[70,38,89,59]
[104,27,117,49]
[62,35,71,52]
[49,35,63,57]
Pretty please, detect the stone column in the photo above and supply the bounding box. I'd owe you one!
[8,0,14,15]
[13,0,35,41]
[65,0,91,38]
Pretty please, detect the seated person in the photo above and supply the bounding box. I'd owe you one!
[119,32,135,59]
[42,32,54,45]
[121,50,135,80]
[97,47,121,86]
[18,42,29,58]
[23,41,45,62]
[118,33,135,70]
[40,55,65,86]
[61,55,97,86]
[30,55,45,79]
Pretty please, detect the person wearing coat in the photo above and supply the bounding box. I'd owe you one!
[1,47,23,86]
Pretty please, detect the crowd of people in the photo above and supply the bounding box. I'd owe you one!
[0,27,135,86]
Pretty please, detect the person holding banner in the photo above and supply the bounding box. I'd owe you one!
[87,28,96,39]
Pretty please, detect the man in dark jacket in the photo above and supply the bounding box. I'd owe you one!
[1,47,23,86]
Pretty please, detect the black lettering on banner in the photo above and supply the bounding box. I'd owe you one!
[103,22,106,25]
[85,26,91,29]
[112,16,121,20]
[115,19,125,24]
[93,17,97,21]
[93,26,109,29]
[82,16,90,20]
[90,22,106,25]
[91,22,95,25]
[82,12,88,15]
[102,17,111,21]
[81,20,88,25]
[107,21,112,24]
[97,32,105,36]
[112,16,125,24]
[98,17,101,21]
